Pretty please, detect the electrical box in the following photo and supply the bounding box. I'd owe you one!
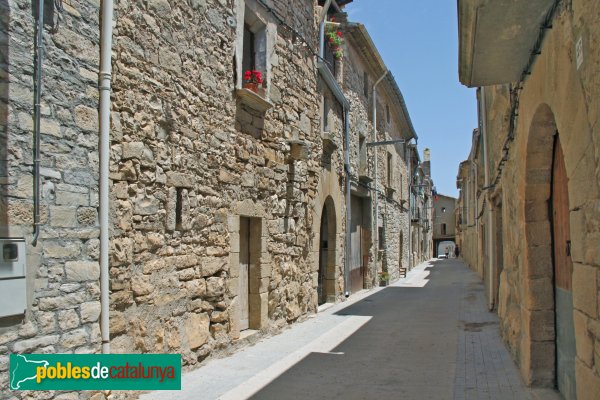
[0,238,27,317]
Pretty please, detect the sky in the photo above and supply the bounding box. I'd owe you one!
[345,0,478,198]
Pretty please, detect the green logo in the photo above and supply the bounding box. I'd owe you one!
[9,354,181,390]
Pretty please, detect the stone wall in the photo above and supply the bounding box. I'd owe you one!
[0,1,425,398]
[460,2,600,397]
[0,0,103,398]
[343,37,411,283]
[108,0,333,365]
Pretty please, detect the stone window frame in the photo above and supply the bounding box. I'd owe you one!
[235,0,277,101]
[228,201,270,339]
[322,95,330,133]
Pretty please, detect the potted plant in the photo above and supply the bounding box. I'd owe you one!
[378,271,390,287]
[326,24,344,60]
[243,70,263,93]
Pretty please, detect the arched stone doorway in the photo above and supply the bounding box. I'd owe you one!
[523,104,576,398]
[318,196,337,305]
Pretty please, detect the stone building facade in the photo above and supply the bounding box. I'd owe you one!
[108,0,329,362]
[0,1,104,398]
[0,1,425,398]
[341,22,418,285]
[457,1,600,398]
[406,147,434,267]
[432,194,456,257]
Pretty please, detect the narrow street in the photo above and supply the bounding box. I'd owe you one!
[142,260,560,400]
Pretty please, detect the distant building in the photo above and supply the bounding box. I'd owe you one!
[432,194,456,257]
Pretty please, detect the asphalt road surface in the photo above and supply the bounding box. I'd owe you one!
[249,259,558,400]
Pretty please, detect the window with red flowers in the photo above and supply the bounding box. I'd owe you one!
[242,7,267,93]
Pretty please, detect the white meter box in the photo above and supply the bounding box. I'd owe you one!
[0,238,27,317]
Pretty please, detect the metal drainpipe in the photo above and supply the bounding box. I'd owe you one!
[343,107,351,297]
[99,0,115,354]
[31,0,45,247]
[472,160,478,271]
[481,87,495,311]
[371,70,388,283]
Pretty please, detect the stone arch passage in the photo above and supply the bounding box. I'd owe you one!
[318,196,337,305]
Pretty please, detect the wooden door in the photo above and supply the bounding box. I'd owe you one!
[239,218,250,331]
[552,138,576,400]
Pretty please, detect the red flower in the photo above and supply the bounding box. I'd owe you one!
[244,70,263,84]
[337,31,342,37]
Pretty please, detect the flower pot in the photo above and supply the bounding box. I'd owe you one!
[379,280,388,287]
[243,82,258,93]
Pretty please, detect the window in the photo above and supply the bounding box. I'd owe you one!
[175,188,184,230]
[441,223,447,235]
[442,207,446,213]
[386,104,390,124]
[378,226,385,250]
[359,135,367,174]
[323,96,330,132]
[242,24,255,75]
[387,153,393,187]
[324,32,338,78]
[399,173,402,199]
[363,72,369,98]
[243,11,267,83]
[237,5,270,95]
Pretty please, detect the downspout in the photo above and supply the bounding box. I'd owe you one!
[31,0,45,247]
[99,0,115,354]
[343,107,351,297]
[481,87,494,311]
[371,70,388,282]
[473,160,478,274]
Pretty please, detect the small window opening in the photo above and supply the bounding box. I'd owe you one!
[175,188,184,230]
[387,153,393,187]
[323,96,330,132]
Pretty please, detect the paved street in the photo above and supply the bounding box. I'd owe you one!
[142,259,561,400]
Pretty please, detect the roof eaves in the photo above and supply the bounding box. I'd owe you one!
[345,23,418,140]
